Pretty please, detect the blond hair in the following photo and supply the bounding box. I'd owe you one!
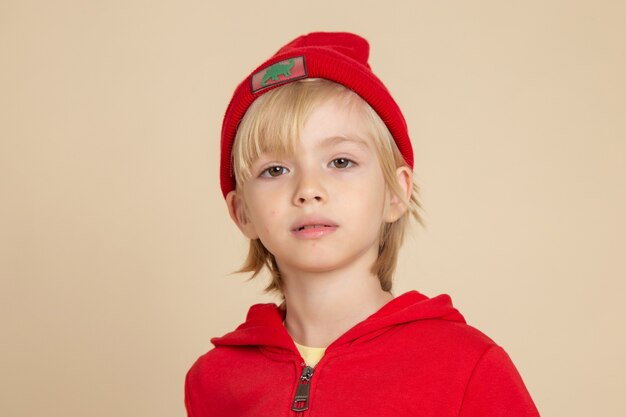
[231,79,422,297]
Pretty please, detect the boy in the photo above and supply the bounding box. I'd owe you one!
[185,32,539,416]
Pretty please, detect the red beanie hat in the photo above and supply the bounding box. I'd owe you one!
[220,31,413,198]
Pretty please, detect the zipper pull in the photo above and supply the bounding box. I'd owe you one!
[291,365,314,412]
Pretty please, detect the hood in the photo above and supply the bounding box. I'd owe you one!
[210,290,465,353]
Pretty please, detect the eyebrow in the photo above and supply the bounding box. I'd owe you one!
[320,135,370,150]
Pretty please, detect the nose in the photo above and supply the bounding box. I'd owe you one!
[292,170,327,206]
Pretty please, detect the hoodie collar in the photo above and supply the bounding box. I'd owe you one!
[211,290,465,352]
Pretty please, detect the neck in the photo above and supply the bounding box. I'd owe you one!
[279,259,394,348]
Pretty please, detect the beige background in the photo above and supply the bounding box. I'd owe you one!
[1,1,625,416]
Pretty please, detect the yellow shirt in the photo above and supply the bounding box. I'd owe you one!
[293,341,326,368]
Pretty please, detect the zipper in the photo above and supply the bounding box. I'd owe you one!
[291,364,314,413]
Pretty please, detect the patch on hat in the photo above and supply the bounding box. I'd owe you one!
[251,56,307,93]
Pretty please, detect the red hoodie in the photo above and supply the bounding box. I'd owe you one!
[185,290,539,416]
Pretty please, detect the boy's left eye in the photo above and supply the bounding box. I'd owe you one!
[330,158,355,169]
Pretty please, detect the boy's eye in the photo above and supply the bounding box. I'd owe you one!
[260,166,289,177]
[330,158,354,169]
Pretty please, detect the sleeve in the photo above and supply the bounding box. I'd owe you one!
[458,344,540,417]
[184,367,198,417]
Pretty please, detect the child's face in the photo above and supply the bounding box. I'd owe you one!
[227,98,409,276]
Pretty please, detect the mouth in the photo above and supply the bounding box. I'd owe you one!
[291,221,338,239]
[291,218,339,234]
[294,224,335,231]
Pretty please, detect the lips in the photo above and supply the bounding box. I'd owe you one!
[291,218,338,232]
[291,218,338,239]
[297,224,332,231]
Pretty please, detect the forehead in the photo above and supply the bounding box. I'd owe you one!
[294,98,372,152]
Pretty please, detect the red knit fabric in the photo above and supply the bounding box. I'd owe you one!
[219,32,414,198]
[185,291,540,416]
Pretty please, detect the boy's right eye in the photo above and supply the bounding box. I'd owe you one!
[260,166,289,177]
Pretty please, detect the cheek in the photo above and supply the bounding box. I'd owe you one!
[249,205,281,236]
[354,170,387,204]
[264,210,277,234]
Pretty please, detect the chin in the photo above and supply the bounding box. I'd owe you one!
[275,257,343,274]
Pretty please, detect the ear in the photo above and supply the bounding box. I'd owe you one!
[383,166,413,223]
[225,190,259,239]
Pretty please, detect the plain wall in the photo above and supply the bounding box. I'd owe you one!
[1,1,625,416]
